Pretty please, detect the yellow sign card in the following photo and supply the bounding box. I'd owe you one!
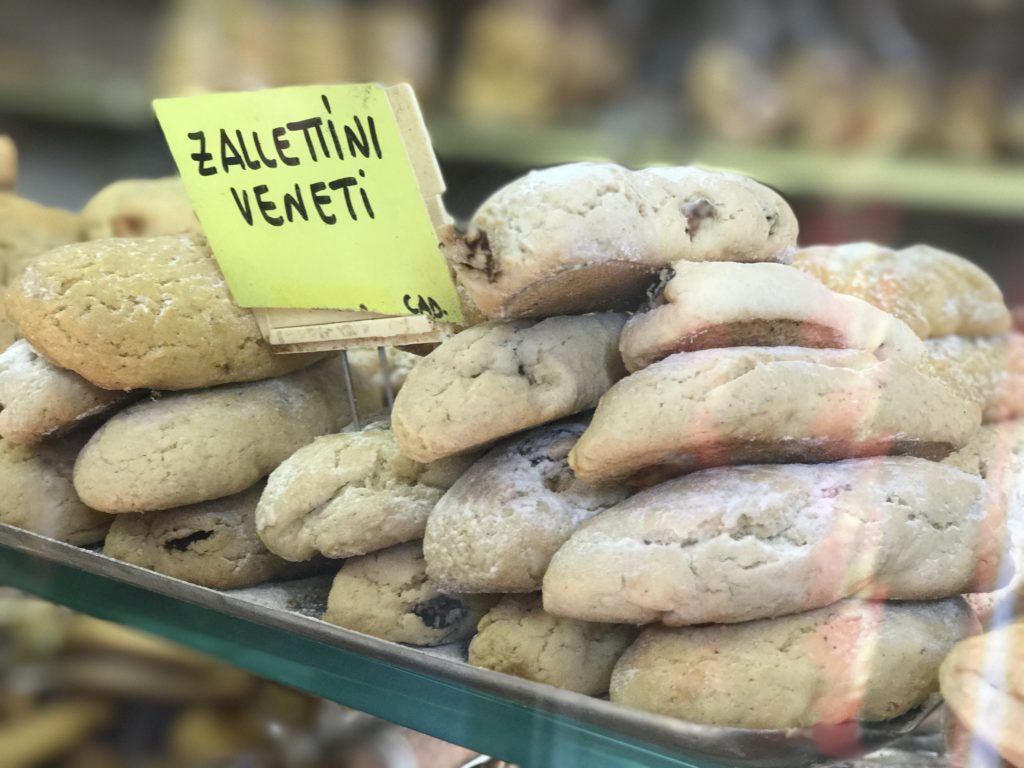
[154,84,462,323]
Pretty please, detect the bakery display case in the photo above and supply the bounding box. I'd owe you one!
[3,1,1024,767]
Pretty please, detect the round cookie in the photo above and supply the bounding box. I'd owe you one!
[611,598,971,730]
[570,346,981,486]
[468,594,636,696]
[0,135,14,190]
[544,457,999,626]
[920,334,1024,424]
[74,357,372,513]
[456,162,798,320]
[424,419,631,593]
[78,177,200,240]
[620,260,925,372]
[0,340,131,444]
[5,234,324,390]
[941,624,1024,768]
[257,427,474,561]
[0,433,111,545]
[792,242,1010,339]
[103,484,285,589]
[323,542,496,646]
[392,313,627,463]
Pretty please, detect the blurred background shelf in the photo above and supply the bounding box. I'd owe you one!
[428,117,1024,218]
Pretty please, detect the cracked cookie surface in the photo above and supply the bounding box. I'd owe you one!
[468,594,635,695]
[74,357,372,513]
[392,313,627,463]
[424,418,630,593]
[0,340,131,443]
[323,541,497,646]
[103,483,287,589]
[5,233,323,390]
[544,457,997,625]
[457,163,798,320]
[257,427,474,561]
[570,346,981,485]
[611,598,970,729]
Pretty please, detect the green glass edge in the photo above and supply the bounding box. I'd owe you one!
[0,546,722,768]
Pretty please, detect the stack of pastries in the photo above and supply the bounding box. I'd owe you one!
[4,155,1024,745]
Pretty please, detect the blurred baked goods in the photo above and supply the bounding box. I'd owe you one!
[78,177,200,240]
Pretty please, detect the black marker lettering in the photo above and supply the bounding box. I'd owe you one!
[344,116,370,159]
[252,132,277,168]
[235,129,260,170]
[310,181,336,224]
[273,126,299,166]
[403,294,417,314]
[329,176,359,220]
[219,129,245,172]
[368,115,382,159]
[357,168,374,218]
[230,187,253,225]
[188,131,216,176]
[287,117,324,161]
[253,184,283,226]
[282,184,308,222]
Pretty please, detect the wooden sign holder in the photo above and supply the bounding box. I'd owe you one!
[250,84,459,353]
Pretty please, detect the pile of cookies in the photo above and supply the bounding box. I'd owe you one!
[4,154,1024,743]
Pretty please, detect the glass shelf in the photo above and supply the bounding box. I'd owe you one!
[0,525,934,768]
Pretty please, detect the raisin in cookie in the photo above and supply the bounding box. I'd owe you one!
[455,163,798,320]
[323,542,496,646]
[545,457,998,625]
[424,418,630,593]
[468,594,635,695]
[103,483,287,589]
[570,346,981,485]
[392,314,626,463]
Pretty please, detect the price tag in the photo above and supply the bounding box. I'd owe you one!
[153,83,463,339]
